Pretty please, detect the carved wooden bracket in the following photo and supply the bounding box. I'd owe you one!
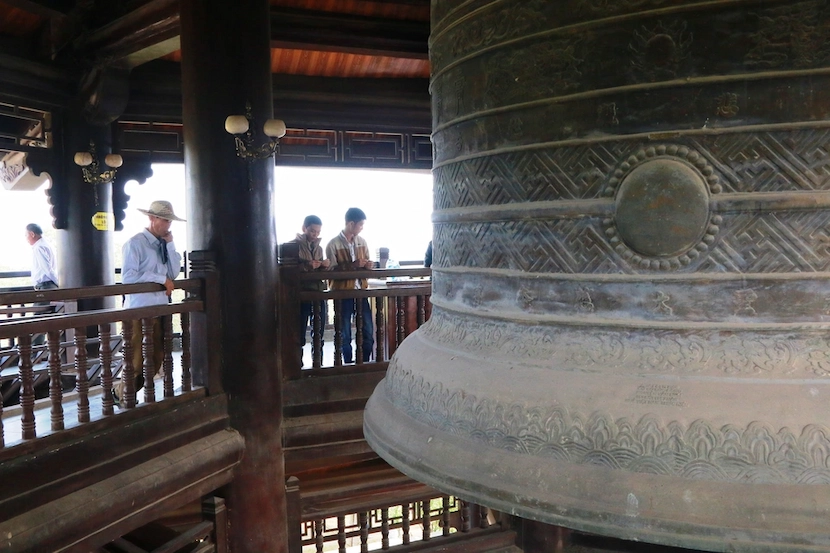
[112,155,153,231]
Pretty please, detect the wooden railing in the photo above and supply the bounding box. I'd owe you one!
[0,253,218,449]
[286,477,506,553]
[0,270,31,292]
[279,261,431,380]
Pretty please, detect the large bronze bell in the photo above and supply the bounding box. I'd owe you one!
[365,1,830,551]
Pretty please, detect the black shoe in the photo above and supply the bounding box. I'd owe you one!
[111,389,121,408]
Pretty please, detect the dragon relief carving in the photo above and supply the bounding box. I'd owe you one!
[715,93,740,118]
[629,20,693,81]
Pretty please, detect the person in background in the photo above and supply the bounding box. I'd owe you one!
[424,240,433,268]
[26,223,59,346]
[326,207,374,363]
[116,200,184,405]
[26,223,58,291]
[289,215,330,366]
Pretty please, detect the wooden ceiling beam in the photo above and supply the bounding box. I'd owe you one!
[74,0,180,68]
[0,0,72,18]
[71,2,429,69]
[270,8,428,59]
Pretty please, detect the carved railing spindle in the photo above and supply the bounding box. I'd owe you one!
[142,317,155,403]
[461,501,471,533]
[396,296,406,347]
[18,334,35,439]
[356,298,364,364]
[402,502,411,545]
[359,511,369,553]
[417,295,426,327]
[121,319,136,409]
[337,515,346,553]
[333,299,343,366]
[442,497,451,536]
[48,330,64,430]
[163,314,174,398]
[74,326,89,423]
[99,323,114,416]
[312,301,321,368]
[375,297,385,362]
[0,376,3,445]
[381,507,390,549]
[181,312,192,392]
[315,519,324,553]
[422,500,431,541]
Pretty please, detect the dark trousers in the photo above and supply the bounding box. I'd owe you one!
[300,300,327,360]
[32,280,58,346]
[340,298,374,363]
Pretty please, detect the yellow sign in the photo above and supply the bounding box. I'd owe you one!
[91,212,112,231]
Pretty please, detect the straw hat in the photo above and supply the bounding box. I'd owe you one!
[137,200,186,222]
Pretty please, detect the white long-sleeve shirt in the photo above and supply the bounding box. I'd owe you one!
[122,229,181,308]
[30,238,58,287]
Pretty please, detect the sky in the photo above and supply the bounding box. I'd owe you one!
[0,164,434,273]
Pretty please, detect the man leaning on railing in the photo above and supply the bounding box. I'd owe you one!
[326,207,374,364]
[115,200,185,405]
[288,215,331,367]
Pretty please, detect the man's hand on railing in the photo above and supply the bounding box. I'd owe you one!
[164,278,175,297]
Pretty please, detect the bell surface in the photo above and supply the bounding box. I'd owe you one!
[365,1,830,551]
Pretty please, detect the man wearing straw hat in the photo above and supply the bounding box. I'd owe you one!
[115,200,185,405]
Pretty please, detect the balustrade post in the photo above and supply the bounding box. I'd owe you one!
[202,497,229,553]
[18,333,35,439]
[402,502,410,545]
[121,318,137,409]
[99,323,114,416]
[314,519,324,553]
[355,296,364,365]
[188,251,222,391]
[285,477,302,553]
[142,317,155,404]
[381,507,390,550]
[312,300,322,368]
[333,299,343,366]
[181,312,192,391]
[442,497,451,537]
[359,511,369,553]
[375,297,385,362]
[0,374,4,446]
[75,326,89,423]
[277,253,303,379]
[422,500,431,541]
[396,296,406,348]
[417,295,426,327]
[48,330,64,430]
[461,501,471,533]
[163,314,174,398]
[337,516,346,553]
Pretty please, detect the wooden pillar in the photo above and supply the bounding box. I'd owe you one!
[57,116,116,310]
[179,2,285,553]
